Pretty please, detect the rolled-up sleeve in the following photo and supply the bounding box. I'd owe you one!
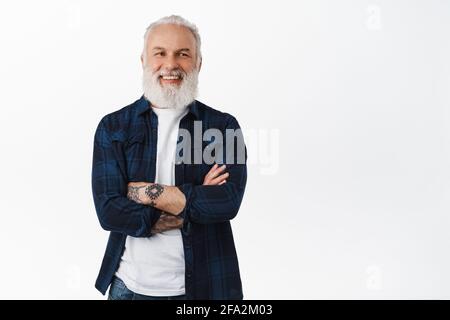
[91,119,160,237]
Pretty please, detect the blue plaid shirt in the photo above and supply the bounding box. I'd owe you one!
[91,95,247,299]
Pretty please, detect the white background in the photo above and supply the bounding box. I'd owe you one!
[0,0,449,299]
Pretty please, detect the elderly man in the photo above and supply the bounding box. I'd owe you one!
[91,15,247,300]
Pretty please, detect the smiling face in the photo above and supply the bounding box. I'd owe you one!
[141,23,201,109]
[142,23,200,86]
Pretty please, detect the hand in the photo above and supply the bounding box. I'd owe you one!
[203,164,229,185]
[151,212,184,234]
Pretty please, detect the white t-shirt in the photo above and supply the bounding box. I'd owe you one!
[115,105,188,296]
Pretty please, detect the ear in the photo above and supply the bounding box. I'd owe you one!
[198,57,202,72]
[140,54,144,68]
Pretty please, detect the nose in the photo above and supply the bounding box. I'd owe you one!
[162,54,179,70]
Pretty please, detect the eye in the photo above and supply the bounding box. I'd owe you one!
[179,52,189,57]
[154,52,164,56]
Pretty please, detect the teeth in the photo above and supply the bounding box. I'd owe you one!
[162,76,180,80]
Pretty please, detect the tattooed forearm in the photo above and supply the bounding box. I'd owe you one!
[127,182,185,215]
[127,185,147,203]
[145,184,165,206]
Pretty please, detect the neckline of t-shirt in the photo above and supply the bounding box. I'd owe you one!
[151,105,189,117]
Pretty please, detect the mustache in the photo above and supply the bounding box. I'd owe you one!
[154,69,186,78]
[142,65,199,109]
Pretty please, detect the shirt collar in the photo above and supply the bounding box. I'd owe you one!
[136,95,200,119]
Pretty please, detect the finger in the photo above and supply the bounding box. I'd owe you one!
[210,172,229,185]
[218,179,226,185]
[205,164,219,178]
[210,164,226,179]
[152,219,183,233]
[214,164,227,174]
[159,216,179,226]
[171,220,184,229]
[203,166,217,185]
[159,215,183,227]
[206,164,226,179]
[167,218,183,228]
[151,225,162,234]
[205,172,229,186]
[204,166,227,185]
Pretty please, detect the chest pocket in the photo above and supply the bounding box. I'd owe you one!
[123,132,149,181]
[125,132,146,148]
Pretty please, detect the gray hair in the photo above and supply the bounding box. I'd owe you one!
[142,15,202,67]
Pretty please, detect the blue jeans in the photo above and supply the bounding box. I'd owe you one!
[107,276,187,300]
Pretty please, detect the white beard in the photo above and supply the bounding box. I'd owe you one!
[142,66,199,109]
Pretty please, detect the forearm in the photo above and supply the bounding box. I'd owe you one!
[127,182,186,215]
[178,179,246,224]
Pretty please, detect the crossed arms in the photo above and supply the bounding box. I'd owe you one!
[126,164,229,234]
[92,116,247,238]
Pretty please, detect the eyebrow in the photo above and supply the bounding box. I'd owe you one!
[151,47,192,53]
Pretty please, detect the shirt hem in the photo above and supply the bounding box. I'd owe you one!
[116,273,186,297]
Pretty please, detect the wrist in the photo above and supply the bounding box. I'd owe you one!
[173,186,187,216]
